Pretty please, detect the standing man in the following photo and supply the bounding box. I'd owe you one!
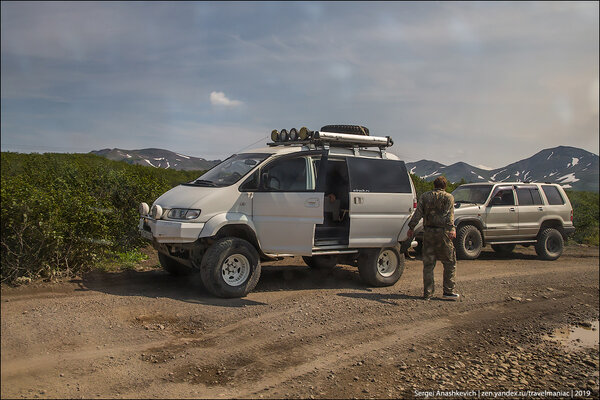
[407,176,460,301]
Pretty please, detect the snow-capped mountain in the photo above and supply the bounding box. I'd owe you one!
[93,146,598,192]
[90,148,220,171]
[407,146,598,192]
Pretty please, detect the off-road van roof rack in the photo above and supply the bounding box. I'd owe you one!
[267,126,394,149]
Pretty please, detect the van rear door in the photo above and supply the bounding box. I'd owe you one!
[347,157,413,247]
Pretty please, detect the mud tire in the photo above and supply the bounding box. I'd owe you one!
[200,237,261,298]
[535,228,564,261]
[358,246,404,287]
[456,225,483,260]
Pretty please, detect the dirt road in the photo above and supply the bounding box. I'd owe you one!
[2,245,599,399]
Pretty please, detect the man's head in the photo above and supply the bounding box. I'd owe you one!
[433,176,448,190]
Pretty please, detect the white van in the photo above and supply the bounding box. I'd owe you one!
[139,125,417,297]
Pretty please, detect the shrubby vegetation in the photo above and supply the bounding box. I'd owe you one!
[1,154,597,284]
[565,190,599,245]
[1,152,204,283]
[410,174,466,198]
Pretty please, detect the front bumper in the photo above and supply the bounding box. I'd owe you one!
[139,217,205,243]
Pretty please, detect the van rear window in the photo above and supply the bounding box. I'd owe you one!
[347,158,412,193]
[542,185,565,205]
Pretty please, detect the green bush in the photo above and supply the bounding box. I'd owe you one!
[565,190,599,246]
[1,154,597,284]
[410,174,464,198]
[1,152,204,283]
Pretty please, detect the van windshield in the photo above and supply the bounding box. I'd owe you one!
[452,185,493,204]
[188,153,270,187]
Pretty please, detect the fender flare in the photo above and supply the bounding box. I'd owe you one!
[455,216,485,230]
[199,212,260,244]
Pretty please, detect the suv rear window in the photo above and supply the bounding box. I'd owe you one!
[516,187,543,206]
[347,158,411,193]
[542,185,565,205]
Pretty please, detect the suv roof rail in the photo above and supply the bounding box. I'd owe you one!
[268,128,394,149]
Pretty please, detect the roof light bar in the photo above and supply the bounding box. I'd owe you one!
[268,126,393,148]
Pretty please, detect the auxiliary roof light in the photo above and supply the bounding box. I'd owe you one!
[299,127,311,140]
[280,129,288,141]
[289,128,298,141]
[271,129,279,142]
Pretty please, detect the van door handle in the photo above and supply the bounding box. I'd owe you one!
[509,207,516,212]
[305,198,319,208]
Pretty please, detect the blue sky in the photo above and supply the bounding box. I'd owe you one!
[1,1,598,167]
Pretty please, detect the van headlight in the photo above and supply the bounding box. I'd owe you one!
[167,209,201,220]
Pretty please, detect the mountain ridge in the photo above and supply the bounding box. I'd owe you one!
[90,148,220,171]
[90,145,599,192]
[406,146,598,192]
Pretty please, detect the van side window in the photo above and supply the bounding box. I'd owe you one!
[542,185,565,205]
[347,158,412,193]
[262,157,308,191]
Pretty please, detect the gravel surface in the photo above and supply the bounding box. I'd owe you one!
[1,245,598,399]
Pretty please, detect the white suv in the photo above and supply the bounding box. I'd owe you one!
[139,125,417,297]
[412,182,575,261]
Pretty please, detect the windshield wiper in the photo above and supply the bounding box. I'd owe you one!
[192,179,217,187]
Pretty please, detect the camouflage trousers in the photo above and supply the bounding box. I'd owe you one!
[422,228,457,296]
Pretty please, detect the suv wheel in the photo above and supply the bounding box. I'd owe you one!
[491,244,516,255]
[358,246,405,287]
[159,253,194,276]
[200,237,261,298]
[535,228,564,261]
[456,225,482,260]
[302,255,338,269]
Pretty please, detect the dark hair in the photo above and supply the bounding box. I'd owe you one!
[434,176,448,189]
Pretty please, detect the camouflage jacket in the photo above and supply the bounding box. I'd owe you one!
[408,188,455,232]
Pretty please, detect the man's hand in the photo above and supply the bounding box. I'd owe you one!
[447,230,456,240]
[407,229,414,239]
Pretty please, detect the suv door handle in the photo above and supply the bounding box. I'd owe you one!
[538,207,544,211]
[353,197,364,205]
[305,198,320,208]
[509,207,516,212]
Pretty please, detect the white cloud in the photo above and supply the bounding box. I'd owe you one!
[209,91,242,107]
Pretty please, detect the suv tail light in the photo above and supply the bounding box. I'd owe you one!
[570,209,573,222]
[413,199,418,210]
